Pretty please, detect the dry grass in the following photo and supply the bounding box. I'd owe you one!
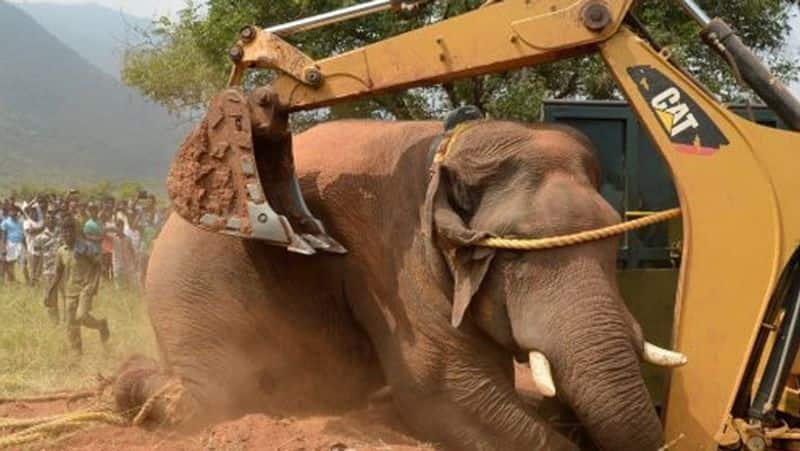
[0,271,156,398]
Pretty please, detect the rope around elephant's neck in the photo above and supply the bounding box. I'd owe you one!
[478,208,682,250]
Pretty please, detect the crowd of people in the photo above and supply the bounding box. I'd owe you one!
[0,189,167,354]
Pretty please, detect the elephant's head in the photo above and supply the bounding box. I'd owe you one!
[425,120,683,451]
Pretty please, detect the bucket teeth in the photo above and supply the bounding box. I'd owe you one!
[322,236,348,254]
[301,233,329,250]
[322,237,348,254]
[287,234,317,255]
[301,233,348,254]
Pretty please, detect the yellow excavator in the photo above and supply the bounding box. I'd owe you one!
[166,0,800,449]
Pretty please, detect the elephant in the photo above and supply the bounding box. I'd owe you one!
[114,89,684,450]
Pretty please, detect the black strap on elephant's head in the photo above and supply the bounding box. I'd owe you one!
[426,105,485,172]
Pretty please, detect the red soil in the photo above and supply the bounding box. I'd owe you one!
[0,398,437,451]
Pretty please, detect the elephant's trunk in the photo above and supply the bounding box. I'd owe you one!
[545,297,664,451]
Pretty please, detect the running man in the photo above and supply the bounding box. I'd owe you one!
[45,217,110,354]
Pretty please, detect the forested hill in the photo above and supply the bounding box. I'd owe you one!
[14,2,151,80]
[0,1,184,191]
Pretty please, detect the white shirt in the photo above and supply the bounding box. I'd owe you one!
[23,217,44,255]
[124,225,141,252]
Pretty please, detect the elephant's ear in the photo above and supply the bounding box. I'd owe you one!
[423,163,495,328]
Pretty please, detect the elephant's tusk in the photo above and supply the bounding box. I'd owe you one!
[643,342,688,367]
[529,351,556,398]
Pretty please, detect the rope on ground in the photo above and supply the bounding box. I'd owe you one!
[0,374,131,448]
[0,390,95,405]
[478,208,682,250]
[132,380,183,426]
[0,432,44,449]
[0,374,114,407]
[0,411,127,449]
[0,413,68,430]
[0,377,187,448]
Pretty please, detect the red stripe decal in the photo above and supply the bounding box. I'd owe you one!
[673,143,718,156]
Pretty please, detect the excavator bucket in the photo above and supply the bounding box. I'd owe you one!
[166,87,346,255]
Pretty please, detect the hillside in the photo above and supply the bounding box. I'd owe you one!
[0,1,184,191]
[14,2,151,79]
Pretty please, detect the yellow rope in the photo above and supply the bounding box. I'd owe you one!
[18,411,126,435]
[0,411,127,449]
[0,375,179,449]
[478,208,682,250]
[433,121,481,164]
[0,414,66,430]
[0,432,44,449]
[132,380,182,426]
[0,390,95,405]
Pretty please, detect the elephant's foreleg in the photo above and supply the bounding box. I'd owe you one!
[395,385,576,450]
[112,355,202,428]
[127,216,381,427]
[388,341,578,451]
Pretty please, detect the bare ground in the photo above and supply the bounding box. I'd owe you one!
[0,398,438,451]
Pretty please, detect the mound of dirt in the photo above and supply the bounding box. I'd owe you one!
[0,399,438,451]
[202,406,436,451]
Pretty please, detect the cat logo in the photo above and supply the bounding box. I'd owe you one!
[650,87,700,138]
[628,65,729,156]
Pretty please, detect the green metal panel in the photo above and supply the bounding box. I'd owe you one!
[618,269,679,406]
[542,100,784,269]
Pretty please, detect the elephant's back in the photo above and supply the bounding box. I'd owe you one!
[292,120,442,183]
[290,120,442,252]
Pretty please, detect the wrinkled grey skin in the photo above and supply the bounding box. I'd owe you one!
[116,118,663,451]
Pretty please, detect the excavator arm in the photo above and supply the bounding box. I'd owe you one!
[228,0,633,111]
[167,0,637,253]
[166,0,800,448]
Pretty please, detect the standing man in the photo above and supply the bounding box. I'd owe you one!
[100,197,115,280]
[1,207,24,283]
[45,217,110,354]
[111,218,135,288]
[23,202,45,285]
[67,198,80,223]
[123,215,142,284]
[138,199,158,286]
[37,214,61,320]
[0,203,6,286]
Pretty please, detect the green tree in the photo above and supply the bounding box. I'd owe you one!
[79,180,112,200]
[112,181,145,200]
[3,181,146,203]
[122,0,798,123]
[8,183,58,201]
